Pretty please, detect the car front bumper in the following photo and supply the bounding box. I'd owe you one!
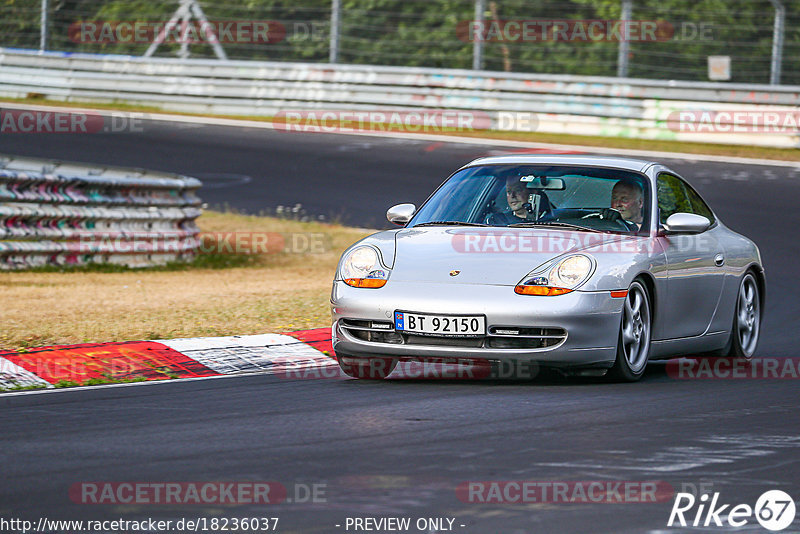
[330,280,624,368]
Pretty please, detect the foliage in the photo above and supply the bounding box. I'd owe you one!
[1,0,797,84]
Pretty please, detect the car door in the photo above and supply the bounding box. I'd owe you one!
[656,172,727,339]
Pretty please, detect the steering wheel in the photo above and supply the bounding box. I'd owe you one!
[581,209,635,231]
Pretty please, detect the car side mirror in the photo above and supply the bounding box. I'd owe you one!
[386,203,416,225]
[662,213,711,234]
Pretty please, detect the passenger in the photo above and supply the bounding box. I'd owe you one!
[487,176,551,225]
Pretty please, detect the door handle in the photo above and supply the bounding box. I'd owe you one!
[714,253,725,267]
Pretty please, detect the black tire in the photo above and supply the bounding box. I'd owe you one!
[722,272,761,360]
[608,280,652,382]
[337,355,397,379]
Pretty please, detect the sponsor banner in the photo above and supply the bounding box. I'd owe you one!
[456,480,674,504]
[0,341,220,384]
[273,110,492,134]
[68,21,286,44]
[457,20,675,42]
[666,357,800,379]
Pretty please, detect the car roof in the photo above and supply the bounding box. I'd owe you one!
[459,154,656,173]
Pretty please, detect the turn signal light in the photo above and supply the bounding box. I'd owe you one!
[344,278,387,288]
[514,285,572,296]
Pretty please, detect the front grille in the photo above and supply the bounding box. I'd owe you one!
[340,319,566,350]
[486,326,567,349]
[341,319,403,344]
[405,335,483,348]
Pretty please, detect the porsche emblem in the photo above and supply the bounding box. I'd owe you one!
[449,270,461,277]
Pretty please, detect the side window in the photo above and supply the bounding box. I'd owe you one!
[656,173,692,224]
[685,183,715,224]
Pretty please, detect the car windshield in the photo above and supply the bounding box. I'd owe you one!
[409,164,650,234]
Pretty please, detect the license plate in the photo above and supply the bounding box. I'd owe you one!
[394,311,485,336]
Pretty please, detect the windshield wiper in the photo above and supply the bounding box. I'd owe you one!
[415,221,489,227]
[507,221,604,233]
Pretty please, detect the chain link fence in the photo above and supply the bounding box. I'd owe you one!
[1,0,797,85]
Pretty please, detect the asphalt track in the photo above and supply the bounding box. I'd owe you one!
[1,121,799,533]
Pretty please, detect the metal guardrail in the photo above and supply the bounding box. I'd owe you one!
[0,48,799,147]
[0,154,202,269]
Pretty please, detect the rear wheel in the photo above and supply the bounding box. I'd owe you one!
[608,280,652,382]
[724,272,761,360]
[337,355,397,379]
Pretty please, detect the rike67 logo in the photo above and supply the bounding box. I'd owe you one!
[668,490,796,531]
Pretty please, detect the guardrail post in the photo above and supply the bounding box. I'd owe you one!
[472,0,485,70]
[769,0,785,85]
[39,0,48,51]
[329,0,341,63]
[617,0,632,78]
[144,0,227,60]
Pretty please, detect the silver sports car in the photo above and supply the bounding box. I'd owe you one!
[330,155,764,381]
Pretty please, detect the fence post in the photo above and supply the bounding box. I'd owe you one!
[330,0,341,63]
[39,0,48,51]
[472,0,485,70]
[769,0,784,85]
[617,0,632,77]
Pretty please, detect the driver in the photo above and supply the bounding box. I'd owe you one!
[608,179,644,231]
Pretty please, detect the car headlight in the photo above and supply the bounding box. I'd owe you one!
[515,254,594,296]
[340,246,390,288]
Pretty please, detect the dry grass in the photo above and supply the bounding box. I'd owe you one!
[0,211,372,351]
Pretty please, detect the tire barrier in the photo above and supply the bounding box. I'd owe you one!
[0,155,202,269]
[1,48,799,147]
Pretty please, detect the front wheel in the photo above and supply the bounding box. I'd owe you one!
[608,280,652,382]
[337,355,397,379]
